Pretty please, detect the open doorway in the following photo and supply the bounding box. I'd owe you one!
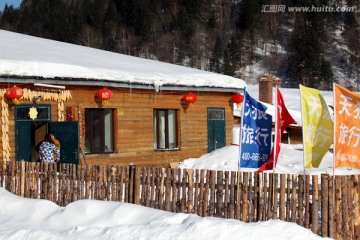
[14,104,79,164]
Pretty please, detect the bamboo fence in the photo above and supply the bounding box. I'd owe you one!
[0,161,359,240]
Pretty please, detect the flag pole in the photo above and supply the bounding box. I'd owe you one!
[299,84,306,176]
[238,88,246,171]
[271,86,278,219]
[273,86,279,175]
[332,83,336,178]
[331,83,336,231]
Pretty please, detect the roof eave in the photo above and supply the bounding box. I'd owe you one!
[0,77,245,93]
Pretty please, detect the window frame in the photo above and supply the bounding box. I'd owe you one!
[153,109,180,151]
[85,108,116,154]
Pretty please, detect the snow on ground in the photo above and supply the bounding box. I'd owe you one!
[0,187,328,240]
[179,143,360,176]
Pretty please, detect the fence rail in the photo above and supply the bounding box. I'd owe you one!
[0,161,359,240]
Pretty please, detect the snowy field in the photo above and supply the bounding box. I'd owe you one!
[0,187,328,240]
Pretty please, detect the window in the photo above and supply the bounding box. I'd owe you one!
[85,108,114,154]
[15,105,51,121]
[154,109,179,150]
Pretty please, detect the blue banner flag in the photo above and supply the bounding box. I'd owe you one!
[239,90,272,168]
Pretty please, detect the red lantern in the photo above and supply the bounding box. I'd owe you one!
[96,88,113,106]
[5,86,24,104]
[231,94,244,104]
[183,93,198,104]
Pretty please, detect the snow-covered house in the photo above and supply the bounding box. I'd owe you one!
[0,30,245,166]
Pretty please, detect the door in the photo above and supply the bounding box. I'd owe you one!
[15,121,33,161]
[208,108,226,153]
[49,122,79,164]
[15,104,52,162]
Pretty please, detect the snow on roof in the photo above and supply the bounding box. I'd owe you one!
[0,30,245,91]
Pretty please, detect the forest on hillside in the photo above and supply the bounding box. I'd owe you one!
[0,0,359,90]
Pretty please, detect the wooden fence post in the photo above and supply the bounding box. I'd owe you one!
[267,173,273,219]
[341,176,350,240]
[165,168,171,212]
[187,169,194,214]
[291,174,297,223]
[224,171,229,219]
[209,170,216,217]
[229,171,235,219]
[279,174,286,220]
[0,161,4,188]
[347,176,354,240]
[133,166,141,205]
[20,161,25,197]
[312,175,319,235]
[305,175,310,229]
[194,169,199,215]
[176,168,182,212]
[271,173,278,219]
[128,164,135,204]
[335,175,342,240]
[328,175,335,239]
[253,172,258,222]
[236,170,241,220]
[171,168,177,212]
[242,172,249,222]
[353,175,360,239]
[182,169,188,212]
[216,171,223,218]
[298,175,304,226]
[85,164,90,199]
[199,169,205,217]
[257,173,263,221]
[321,174,329,238]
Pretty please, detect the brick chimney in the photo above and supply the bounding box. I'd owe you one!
[258,75,280,104]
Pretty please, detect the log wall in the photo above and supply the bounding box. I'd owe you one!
[1,86,237,166]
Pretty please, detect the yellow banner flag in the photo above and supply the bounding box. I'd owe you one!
[300,85,333,168]
[334,84,360,169]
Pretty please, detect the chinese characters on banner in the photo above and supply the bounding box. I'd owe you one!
[257,87,295,172]
[239,90,272,168]
[334,84,360,169]
[300,85,333,168]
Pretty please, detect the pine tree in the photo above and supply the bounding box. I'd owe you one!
[209,36,223,73]
[288,12,333,89]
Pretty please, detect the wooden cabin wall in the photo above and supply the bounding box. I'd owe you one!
[286,127,303,144]
[69,86,235,166]
[3,86,237,167]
